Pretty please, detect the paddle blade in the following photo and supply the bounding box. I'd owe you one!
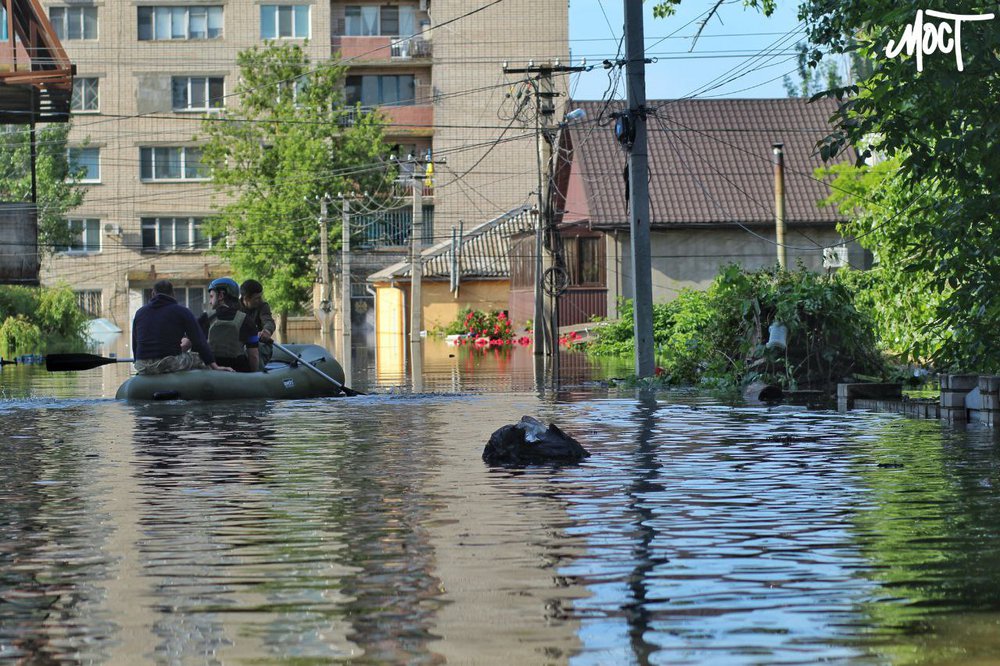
[46,353,130,372]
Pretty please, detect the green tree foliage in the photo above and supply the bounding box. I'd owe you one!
[783,43,843,98]
[0,284,89,355]
[800,0,1000,371]
[201,42,394,314]
[589,266,885,389]
[0,124,86,253]
[819,159,951,366]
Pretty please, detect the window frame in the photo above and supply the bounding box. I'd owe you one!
[139,147,208,182]
[345,74,416,107]
[68,146,101,183]
[140,216,215,252]
[71,77,100,113]
[260,4,309,39]
[49,6,98,40]
[75,290,102,317]
[171,76,225,112]
[59,218,102,254]
[137,5,223,41]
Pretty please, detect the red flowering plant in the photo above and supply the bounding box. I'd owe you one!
[451,308,528,348]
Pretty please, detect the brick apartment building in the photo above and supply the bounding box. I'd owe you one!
[39,0,569,332]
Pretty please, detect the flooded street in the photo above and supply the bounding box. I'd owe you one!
[3,343,1000,663]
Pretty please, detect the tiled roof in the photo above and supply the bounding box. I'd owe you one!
[569,98,854,228]
[368,205,535,282]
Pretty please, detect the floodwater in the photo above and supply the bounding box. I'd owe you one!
[4,341,1000,664]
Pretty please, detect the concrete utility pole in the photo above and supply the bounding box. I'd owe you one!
[503,61,586,360]
[410,171,423,344]
[624,0,655,378]
[772,143,787,269]
[318,195,332,340]
[341,196,352,379]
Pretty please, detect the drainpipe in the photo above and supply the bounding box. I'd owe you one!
[772,143,787,269]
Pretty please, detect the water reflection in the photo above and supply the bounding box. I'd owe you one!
[10,359,1000,663]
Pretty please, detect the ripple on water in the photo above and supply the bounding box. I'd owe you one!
[4,393,1000,663]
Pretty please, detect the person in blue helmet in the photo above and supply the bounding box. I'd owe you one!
[197,277,260,373]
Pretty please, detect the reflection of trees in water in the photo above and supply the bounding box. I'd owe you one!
[0,408,117,663]
[852,420,1000,657]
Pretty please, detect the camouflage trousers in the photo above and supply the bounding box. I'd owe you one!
[134,351,207,375]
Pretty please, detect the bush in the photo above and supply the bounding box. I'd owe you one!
[588,265,886,389]
[0,284,88,354]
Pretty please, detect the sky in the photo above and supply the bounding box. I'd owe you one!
[567,0,807,102]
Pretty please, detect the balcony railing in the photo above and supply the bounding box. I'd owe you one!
[390,36,431,59]
[356,204,434,249]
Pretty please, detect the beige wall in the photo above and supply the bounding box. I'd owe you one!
[40,0,331,330]
[431,0,569,236]
[422,279,509,332]
[605,226,863,318]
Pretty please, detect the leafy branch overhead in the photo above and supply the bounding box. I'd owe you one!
[201,42,395,315]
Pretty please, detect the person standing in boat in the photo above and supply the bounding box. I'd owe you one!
[198,277,260,373]
[133,279,232,375]
[239,279,276,370]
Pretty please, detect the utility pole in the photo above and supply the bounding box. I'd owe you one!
[623,0,655,378]
[341,196,353,378]
[318,195,332,340]
[772,143,787,269]
[410,170,423,344]
[503,61,586,361]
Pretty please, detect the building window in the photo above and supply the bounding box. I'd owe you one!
[141,217,214,251]
[49,6,98,40]
[345,74,415,106]
[71,78,99,112]
[260,4,309,39]
[344,5,415,36]
[564,236,605,287]
[1,8,7,40]
[139,147,207,181]
[68,147,101,183]
[143,286,206,314]
[138,6,223,40]
[76,290,102,317]
[172,77,224,111]
[58,219,101,253]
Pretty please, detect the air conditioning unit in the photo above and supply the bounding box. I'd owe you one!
[822,245,848,269]
[103,223,123,237]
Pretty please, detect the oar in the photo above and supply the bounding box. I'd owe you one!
[45,353,134,372]
[0,357,16,366]
[271,341,364,397]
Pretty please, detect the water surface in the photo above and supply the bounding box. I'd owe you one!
[3,346,1000,663]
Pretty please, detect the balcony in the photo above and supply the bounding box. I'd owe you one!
[334,35,432,63]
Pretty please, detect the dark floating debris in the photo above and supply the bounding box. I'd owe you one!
[483,415,590,466]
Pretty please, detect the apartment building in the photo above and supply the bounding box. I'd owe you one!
[40,0,569,331]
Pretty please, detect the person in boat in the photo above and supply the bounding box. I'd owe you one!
[239,279,276,370]
[132,279,231,375]
[198,277,260,373]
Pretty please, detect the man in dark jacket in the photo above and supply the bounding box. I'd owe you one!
[240,279,276,370]
[198,277,259,373]
[132,280,231,375]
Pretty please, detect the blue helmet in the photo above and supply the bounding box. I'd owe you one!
[208,277,239,299]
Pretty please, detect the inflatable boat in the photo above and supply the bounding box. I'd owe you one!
[115,344,348,401]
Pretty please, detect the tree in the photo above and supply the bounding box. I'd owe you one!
[201,42,394,315]
[783,43,843,98]
[799,0,1000,371]
[0,123,86,253]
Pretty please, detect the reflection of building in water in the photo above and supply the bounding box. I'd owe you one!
[418,401,586,662]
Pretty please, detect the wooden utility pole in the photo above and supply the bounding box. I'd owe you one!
[772,143,787,269]
[341,196,352,377]
[624,0,655,378]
